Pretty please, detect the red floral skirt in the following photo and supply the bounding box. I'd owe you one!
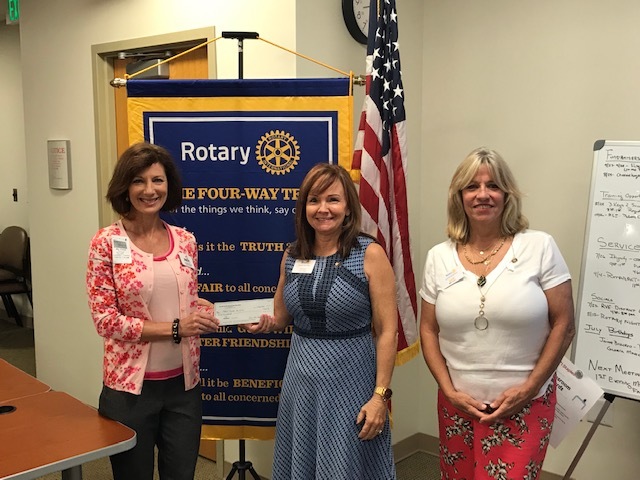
[437,378,556,480]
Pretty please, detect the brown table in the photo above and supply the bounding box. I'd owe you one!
[0,359,50,402]
[0,390,136,479]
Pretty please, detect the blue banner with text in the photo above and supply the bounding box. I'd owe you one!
[127,78,352,439]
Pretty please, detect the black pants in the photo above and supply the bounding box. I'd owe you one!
[99,376,202,480]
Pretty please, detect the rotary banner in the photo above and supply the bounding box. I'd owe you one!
[127,78,353,439]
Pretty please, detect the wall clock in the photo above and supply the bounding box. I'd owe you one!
[342,0,370,45]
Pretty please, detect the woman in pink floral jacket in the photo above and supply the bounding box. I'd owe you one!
[86,142,218,480]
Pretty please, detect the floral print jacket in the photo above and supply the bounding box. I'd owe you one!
[86,220,200,394]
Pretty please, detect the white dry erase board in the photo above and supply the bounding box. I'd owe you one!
[573,140,640,402]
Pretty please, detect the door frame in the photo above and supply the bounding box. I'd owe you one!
[91,27,217,227]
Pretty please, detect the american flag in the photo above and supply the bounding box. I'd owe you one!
[352,0,418,364]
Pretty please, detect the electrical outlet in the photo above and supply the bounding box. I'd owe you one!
[585,397,614,427]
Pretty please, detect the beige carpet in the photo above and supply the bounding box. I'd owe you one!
[31,451,439,480]
[34,454,219,480]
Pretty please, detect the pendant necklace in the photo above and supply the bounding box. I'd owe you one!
[474,259,492,330]
[474,285,490,330]
[472,243,514,331]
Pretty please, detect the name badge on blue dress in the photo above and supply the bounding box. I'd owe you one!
[292,259,316,274]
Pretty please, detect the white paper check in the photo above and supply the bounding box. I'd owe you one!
[215,298,274,326]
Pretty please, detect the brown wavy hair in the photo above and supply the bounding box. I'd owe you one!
[289,163,363,259]
[106,142,182,215]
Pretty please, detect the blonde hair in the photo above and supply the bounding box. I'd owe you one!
[447,147,528,243]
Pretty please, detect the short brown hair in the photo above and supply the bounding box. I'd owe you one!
[290,163,362,259]
[106,142,182,215]
[447,147,528,243]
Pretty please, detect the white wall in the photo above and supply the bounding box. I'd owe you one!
[18,0,295,476]
[11,0,640,478]
[20,0,296,393]
[417,1,640,478]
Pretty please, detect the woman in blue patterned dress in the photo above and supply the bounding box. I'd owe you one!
[245,163,398,479]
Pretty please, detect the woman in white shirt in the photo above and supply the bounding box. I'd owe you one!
[420,147,575,479]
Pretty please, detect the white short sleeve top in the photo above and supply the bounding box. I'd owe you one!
[419,230,571,403]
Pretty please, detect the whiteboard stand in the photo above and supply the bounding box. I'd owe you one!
[569,140,640,476]
[562,392,616,480]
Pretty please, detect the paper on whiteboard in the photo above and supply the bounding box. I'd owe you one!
[550,357,604,448]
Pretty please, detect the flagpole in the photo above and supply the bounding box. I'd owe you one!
[352,0,420,363]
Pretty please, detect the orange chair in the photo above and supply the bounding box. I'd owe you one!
[0,226,32,327]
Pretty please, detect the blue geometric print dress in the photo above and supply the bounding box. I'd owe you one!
[272,236,396,480]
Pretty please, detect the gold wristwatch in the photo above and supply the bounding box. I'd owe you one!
[374,386,393,401]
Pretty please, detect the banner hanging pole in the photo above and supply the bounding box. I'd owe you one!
[221,31,259,80]
[219,31,262,480]
[110,31,358,87]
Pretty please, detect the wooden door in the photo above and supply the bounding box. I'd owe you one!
[100,45,209,227]
[113,47,217,461]
[114,46,209,156]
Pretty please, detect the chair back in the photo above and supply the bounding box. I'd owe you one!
[0,226,30,277]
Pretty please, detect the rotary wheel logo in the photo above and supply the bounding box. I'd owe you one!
[255,130,300,175]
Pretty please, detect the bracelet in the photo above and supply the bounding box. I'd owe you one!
[172,318,181,344]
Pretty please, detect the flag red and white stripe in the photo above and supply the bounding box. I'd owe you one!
[352,0,418,364]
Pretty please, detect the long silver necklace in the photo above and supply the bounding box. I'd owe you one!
[474,286,490,330]
[472,244,516,330]
[474,260,492,330]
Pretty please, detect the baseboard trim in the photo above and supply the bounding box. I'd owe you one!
[392,433,569,480]
[393,432,439,462]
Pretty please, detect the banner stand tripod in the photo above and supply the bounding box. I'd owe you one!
[221,30,262,480]
[225,439,260,480]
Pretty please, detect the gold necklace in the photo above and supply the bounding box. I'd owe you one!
[462,237,506,266]
[474,243,494,256]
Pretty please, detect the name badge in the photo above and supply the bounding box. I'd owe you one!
[112,236,132,264]
[292,259,316,274]
[444,266,464,287]
[179,252,196,270]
